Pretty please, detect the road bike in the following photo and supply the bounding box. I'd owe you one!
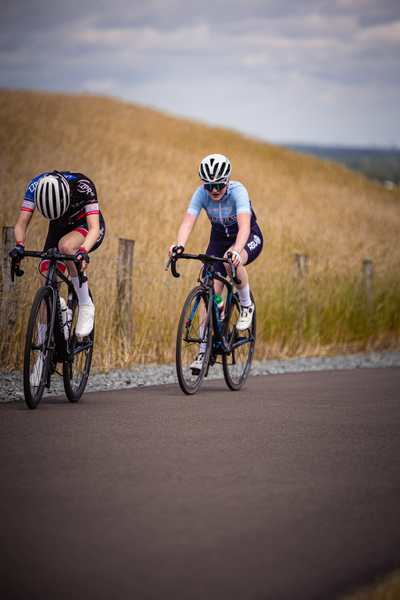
[11,247,94,409]
[165,251,256,395]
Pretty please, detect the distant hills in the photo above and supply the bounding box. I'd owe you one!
[285,144,400,186]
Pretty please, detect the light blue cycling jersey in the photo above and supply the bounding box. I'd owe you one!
[187,181,257,238]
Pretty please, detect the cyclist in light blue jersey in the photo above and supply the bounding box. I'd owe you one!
[169,154,263,368]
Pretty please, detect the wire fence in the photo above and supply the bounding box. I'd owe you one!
[1,240,399,372]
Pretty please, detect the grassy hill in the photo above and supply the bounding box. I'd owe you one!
[1,89,400,367]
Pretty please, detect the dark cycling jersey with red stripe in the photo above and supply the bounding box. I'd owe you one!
[21,171,100,226]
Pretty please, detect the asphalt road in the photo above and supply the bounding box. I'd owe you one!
[1,368,400,600]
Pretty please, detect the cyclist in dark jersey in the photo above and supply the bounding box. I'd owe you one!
[9,171,105,337]
[169,154,263,370]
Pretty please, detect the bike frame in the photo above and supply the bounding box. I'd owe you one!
[173,252,253,358]
[167,250,256,394]
[202,267,238,355]
[20,248,92,366]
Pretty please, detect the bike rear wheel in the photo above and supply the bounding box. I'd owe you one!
[223,293,256,391]
[23,286,53,409]
[176,286,212,395]
[63,295,94,402]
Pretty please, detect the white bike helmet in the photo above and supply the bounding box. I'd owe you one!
[199,154,231,183]
[34,172,70,219]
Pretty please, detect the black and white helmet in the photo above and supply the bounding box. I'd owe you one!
[34,172,70,219]
[199,154,231,184]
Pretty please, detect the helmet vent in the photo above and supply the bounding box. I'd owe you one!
[198,154,231,184]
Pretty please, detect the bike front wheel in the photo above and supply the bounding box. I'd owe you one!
[63,296,94,402]
[23,286,53,409]
[223,293,256,391]
[176,286,212,395]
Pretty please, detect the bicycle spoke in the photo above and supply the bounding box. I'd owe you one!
[223,293,256,390]
[63,298,94,402]
[23,287,53,409]
[176,286,211,395]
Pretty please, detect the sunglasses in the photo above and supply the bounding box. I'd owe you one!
[204,182,227,192]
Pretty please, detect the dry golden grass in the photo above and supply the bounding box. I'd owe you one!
[1,89,400,369]
[2,89,400,270]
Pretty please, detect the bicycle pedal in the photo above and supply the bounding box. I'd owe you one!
[191,368,201,376]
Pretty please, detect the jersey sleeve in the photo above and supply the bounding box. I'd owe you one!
[21,174,47,214]
[233,184,252,215]
[76,178,100,216]
[186,186,206,217]
[85,203,100,217]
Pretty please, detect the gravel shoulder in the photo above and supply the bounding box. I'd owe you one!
[1,350,400,402]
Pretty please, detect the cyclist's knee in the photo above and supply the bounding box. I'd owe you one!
[58,238,75,254]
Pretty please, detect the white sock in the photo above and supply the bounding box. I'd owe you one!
[71,277,91,305]
[199,326,207,354]
[237,284,252,307]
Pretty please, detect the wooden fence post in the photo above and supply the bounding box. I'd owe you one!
[1,226,19,328]
[117,238,135,341]
[294,254,309,280]
[294,253,309,332]
[362,259,373,320]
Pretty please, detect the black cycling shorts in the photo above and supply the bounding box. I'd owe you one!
[204,223,263,277]
[43,212,106,253]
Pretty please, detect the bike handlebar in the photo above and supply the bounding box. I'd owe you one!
[165,251,242,286]
[10,247,86,287]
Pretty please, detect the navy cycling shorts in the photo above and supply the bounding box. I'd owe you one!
[204,224,263,277]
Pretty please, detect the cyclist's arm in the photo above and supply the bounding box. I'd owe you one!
[224,212,251,267]
[231,212,251,255]
[74,213,100,271]
[8,211,32,265]
[81,213,100,253]
[169,213,198,256]
[14,210,33,246]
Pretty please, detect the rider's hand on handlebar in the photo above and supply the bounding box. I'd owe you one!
[74,247,90,271]
[225,248,242,268]
[8,242,25,265]
[168,245,185,257]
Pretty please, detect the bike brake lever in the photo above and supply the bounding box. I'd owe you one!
[165,254,173,271]
[74,257,86,287]
[10,258,24,282]
[227,253,242,286]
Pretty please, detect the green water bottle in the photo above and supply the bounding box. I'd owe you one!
[215,294,225,320]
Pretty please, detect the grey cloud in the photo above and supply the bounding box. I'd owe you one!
[0,0,399,145]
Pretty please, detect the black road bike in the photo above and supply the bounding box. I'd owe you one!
[11,247,94,409]
[166,251,256,395]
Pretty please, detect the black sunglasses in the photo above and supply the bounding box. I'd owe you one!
[204,182,227,192]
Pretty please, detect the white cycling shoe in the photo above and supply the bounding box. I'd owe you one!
[190,353,205,371]
[236,303,255,331]
[76,299,95,337]
[30,354,45,387]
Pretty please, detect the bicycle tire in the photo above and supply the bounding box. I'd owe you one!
[176,286,212,395]
[223,292,256,391]
[62,294,94,402]
[23,286,53,409]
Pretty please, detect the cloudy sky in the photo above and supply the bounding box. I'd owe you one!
[1,0,399,147]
